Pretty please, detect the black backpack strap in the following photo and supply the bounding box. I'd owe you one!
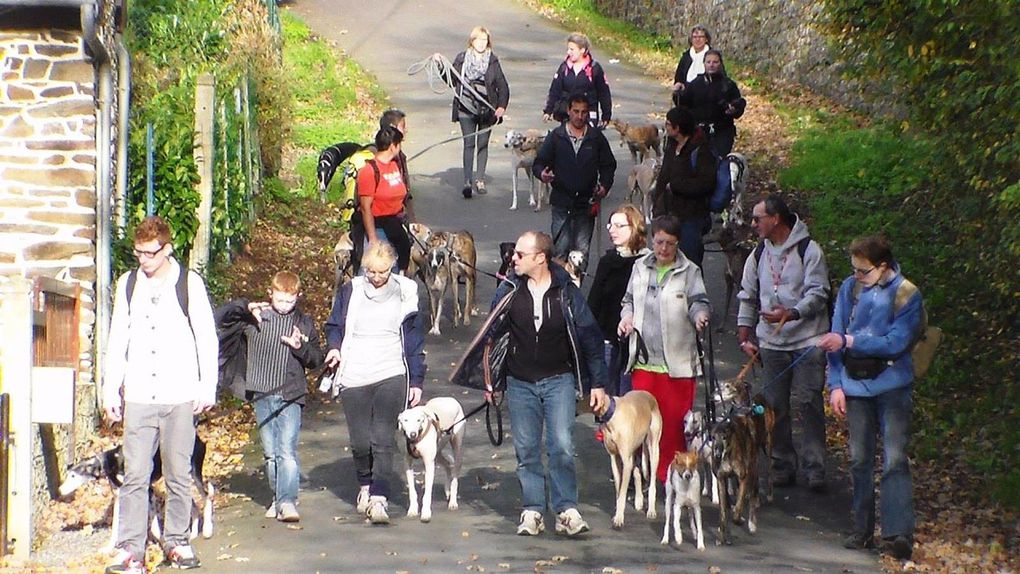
[176,266,191,320]
[796,236,811,261]
[125,268,138,305]
[753,240,766,265]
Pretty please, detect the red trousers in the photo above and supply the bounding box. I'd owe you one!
[631,369,696,483]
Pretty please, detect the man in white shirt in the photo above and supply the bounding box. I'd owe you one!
[103,216,217,573]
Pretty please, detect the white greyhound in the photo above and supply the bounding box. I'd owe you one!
[396,397,466,522]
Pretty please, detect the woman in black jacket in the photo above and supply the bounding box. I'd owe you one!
[542,32,612,128]
[587,204,649,396]
[652,107,717,268]
[671,25,712,105]
[438,26,510,199]
[675,49,746,157]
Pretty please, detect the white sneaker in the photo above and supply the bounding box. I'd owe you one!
[277,501,300,523]
[264,501,277,519]
[106,548,146,574]
[356,486,371,514]
[366,496,389,524]
[555,508,590,536]
[516,510,545,536]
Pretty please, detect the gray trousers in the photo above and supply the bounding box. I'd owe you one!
[341,375,407,499]
[759,347,827,481]
[117,402,196,559]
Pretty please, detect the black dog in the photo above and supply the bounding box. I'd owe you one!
[59,437,214,549]
[316,141,364,202]
[497,242,516,286]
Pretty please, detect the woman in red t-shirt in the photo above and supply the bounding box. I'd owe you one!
[353,126,413,272]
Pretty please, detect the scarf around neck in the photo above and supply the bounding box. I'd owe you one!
[686,45,710,83]
[463,49,490,83]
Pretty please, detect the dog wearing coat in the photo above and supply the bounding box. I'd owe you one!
[594,390,662,529]
[397,397,466,523]
[661,450,706,550]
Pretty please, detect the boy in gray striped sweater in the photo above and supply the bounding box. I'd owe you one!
[244,271,323,522]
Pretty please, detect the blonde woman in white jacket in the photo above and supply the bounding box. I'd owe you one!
[618,215,710,484]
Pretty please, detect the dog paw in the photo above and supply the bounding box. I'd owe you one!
[463,316,471,326]
[660,536,670,546]
[748,520,757,534]
[509,205,518,211]
[646,508,657,520]
[420,510,432,523]
[448,501,459,511]
[428,327,441,336]
[611,515,625,530]
[528,198,536,206]
[406,508,419,518]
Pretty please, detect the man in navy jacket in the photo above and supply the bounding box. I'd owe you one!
[533,94,617,274]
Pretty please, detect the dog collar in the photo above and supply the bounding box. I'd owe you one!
[595,396,617,424]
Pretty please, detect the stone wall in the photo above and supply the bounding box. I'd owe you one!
[594,0,879,114]
[1,15,117,521]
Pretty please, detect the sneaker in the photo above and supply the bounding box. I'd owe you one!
[105,548,146,574]
[264,501,277,519]
[165,544,200,569]
[462,185,473,199]
[843,532,876,550]
[882,535,913,560]
[516,510,545,536]
[366,496,389,524]
[356,485,371,514]
[277,501,300,523]
[474,180,487,195]
[555,508,590,537]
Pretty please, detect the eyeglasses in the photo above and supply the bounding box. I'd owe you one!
[606,222,631,230]
[513,250,538,259]
[852,265,876,276]
[653,238,678,247]
[132,244,164,259]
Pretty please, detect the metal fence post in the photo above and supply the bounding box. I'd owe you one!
[145,122,154,217]
[1,393,10,557]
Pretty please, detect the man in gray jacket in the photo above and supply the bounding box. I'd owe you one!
[736,196,830,492]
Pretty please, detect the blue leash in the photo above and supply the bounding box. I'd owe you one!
[753,346,818,394]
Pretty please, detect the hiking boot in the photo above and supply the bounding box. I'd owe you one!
[356,485,371,514]
[366,496,389,524]
[843,532,875,550]
[462,185,473,199]
[516,510,545,536]
[475,180,488,195]
[165,544,200,569]
[264,501,277,519]
[882,535,913,560]
[106,548,146,574]
[277,501,300,523]
[555,508,590,537]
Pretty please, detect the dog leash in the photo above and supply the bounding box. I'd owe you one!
[403,223,505,283]
[696,323,720,424]
[405,124,499,164]
[438,393,505,446]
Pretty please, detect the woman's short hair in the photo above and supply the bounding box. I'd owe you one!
[467,26,492,49]
[134,215,171,245]
[650,215,683,241]
[374,125,404,151]
[666,106,697,136]
[613,204,647,253]
[688,25,712,46]
[850,235,894,268]
[566,32,591,54]
[271,271,301,294]
[362,241,397,272]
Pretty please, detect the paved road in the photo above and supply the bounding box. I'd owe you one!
[193,1,881,572]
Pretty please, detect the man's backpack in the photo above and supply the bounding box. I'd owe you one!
[752,237,834,323]
[850,278,942,379]
[689,147,734,213]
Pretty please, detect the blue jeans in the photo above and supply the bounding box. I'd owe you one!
[255,395,303,504]
[846,385,915,538]
[679,218,706,268]
[551,205,595,274]
[507,374,578,513]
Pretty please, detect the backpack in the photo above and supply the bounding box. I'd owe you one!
[125,267,190,323]
[850,277,942,379]
[690,147,734,213]
[752,237,834,323]
[337,147,375,225]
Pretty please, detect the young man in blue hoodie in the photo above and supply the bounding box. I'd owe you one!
[737,195,831,492]
[817,235,922,561]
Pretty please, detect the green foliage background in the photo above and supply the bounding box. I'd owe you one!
[781,0,1020,505]
[115,0,287,282]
